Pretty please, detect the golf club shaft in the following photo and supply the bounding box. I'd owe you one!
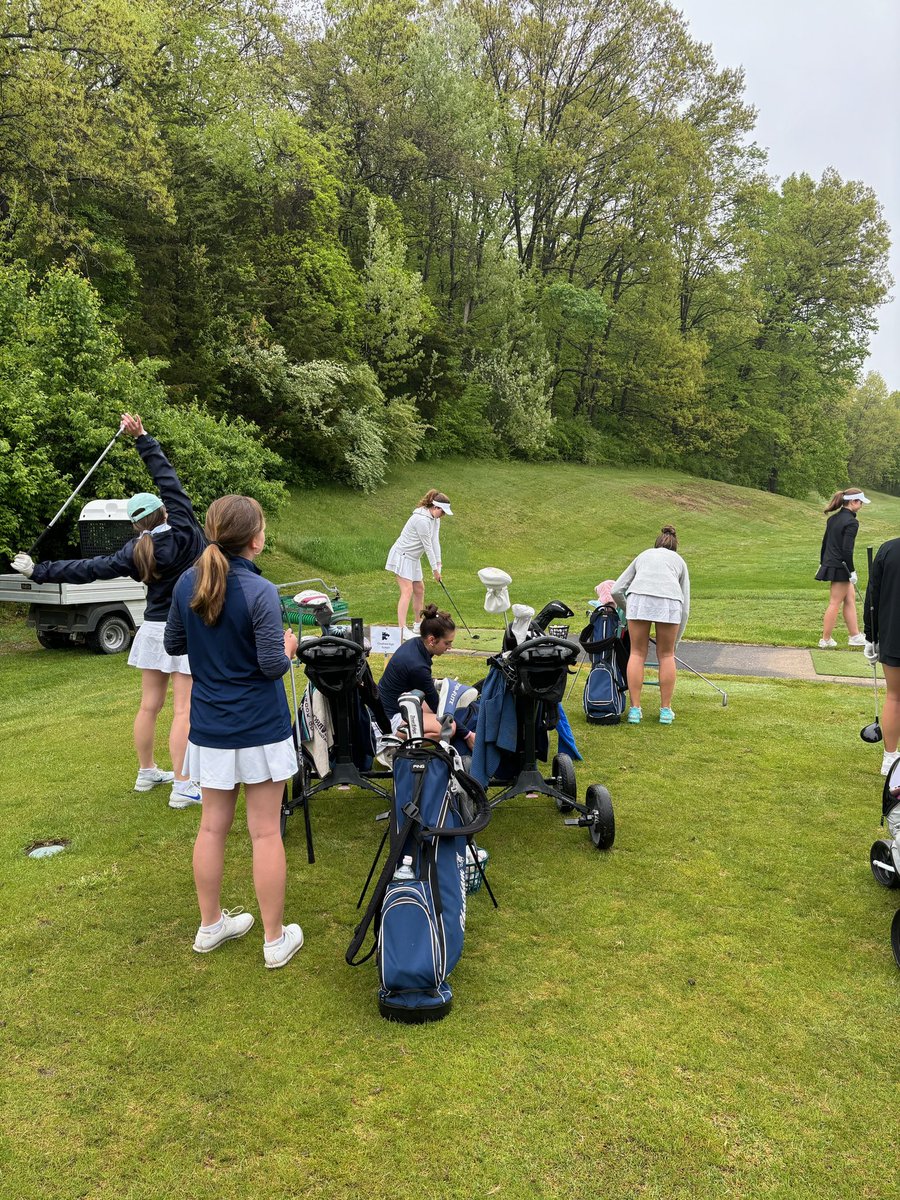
[866,546,881,726]
[439,578,478,638]
[29,426,124,556]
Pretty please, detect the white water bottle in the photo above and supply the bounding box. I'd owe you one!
[393,855,415,881]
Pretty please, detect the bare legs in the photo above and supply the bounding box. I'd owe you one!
[193,780,287,942]
[625,620,679,710]
[882,665,900,755]
[134,669,169,769]
[133,667,192,779]
[395,574,425,629]
[822,581,859,640]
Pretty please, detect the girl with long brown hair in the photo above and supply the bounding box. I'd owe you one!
[816,488,870,648]
[384,489,453,636]
[164,495,304,969]
[12,413,205,806]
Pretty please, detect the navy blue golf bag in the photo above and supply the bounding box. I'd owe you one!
[346,738,491,1022]
[579,604,629,724]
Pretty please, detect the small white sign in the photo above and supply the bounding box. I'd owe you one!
[370,625,402,654]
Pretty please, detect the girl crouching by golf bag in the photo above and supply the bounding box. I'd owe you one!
[377,605,477,748]
[164,495,304,968]
[385,489,453,637]
[11,413,205,808]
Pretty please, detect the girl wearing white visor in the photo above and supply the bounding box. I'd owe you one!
[385,489,453,637]
[816,488,870,649]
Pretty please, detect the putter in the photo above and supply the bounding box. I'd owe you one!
[29,423,125,556]
[438,578,479,639]
[860,545,882,742]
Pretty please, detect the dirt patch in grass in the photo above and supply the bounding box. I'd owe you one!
[633,484,757,513]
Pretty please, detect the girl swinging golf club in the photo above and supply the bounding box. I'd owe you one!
[385,489,453,638]
[11,413,205,808]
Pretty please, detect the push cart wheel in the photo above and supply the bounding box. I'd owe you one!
[553,753,576,813]
[586,784,615,850]
[891,909,900,969]
[37,630,71,650]
[91,614,132,655]
[870,840,899,889]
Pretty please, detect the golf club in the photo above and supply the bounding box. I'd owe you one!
[28,423,125,556]
[650,637,728,706]
[860,544,883,743]
[439,577,479,639]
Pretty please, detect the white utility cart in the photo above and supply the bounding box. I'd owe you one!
[0,500,146,653]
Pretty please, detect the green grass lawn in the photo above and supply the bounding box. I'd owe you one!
[263,460,900,648]
[1,633,898,1199]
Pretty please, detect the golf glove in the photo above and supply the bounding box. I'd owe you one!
[864,641,878,663]
[850,570,858,585]
[12,552,34,577]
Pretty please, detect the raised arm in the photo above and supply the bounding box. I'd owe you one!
[122,413,197,530]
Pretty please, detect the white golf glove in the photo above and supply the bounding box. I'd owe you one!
[850,570,858,585]
[864,641,878,663]
[12,552,34,577]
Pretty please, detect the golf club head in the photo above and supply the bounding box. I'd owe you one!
[860,720,883,744]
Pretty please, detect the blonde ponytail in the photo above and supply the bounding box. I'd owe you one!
[190,495,264,626]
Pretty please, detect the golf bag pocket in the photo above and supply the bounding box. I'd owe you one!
[583,662,625,724]
[378,881,444,992]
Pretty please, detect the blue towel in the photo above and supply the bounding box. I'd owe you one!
[556,705,582,761]
[470,664,518,787]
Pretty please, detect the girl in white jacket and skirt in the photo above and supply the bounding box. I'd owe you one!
[385,489,453,634]
[612,525,691,726]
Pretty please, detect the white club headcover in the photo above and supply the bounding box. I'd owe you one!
[510,603,535,646]
[294,589,333,614]
[478,566,513,614]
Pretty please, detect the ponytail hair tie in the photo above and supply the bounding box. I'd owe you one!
[136,529,152,541]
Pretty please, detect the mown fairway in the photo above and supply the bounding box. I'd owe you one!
[2,463,898,1199]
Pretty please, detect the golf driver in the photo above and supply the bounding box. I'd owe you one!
[28,422,125,556]
[439,578,479,639]
[860,545,882,742]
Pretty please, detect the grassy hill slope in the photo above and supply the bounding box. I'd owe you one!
[263,461,900,646]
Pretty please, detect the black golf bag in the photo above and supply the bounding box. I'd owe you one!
[346,733,491,1023]
[579,603,629,724]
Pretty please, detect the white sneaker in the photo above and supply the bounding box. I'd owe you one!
[881,751,900,777]
[847,634,866,647]
[193,908,254,953]
[134,766,175,791]
[264,923,304,969]
[169,781,202,809]
[817,638,837,649]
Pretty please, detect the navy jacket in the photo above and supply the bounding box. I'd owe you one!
[819,508,859,575]
[164,557,292,749]
[378,637,440,720]
[31,435,206,622]
[864,537,900,659]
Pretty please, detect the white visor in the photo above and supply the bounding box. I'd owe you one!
[844,492,871,504]
[433,500,453,515]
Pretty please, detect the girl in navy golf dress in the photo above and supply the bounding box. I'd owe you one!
[11,413,205,807]
[164,494,304,968]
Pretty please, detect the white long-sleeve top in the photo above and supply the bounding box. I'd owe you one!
[389,507,442,571]
[612,547,691,642]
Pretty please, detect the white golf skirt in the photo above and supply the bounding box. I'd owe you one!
[128,620,191,675]
[183,737,298,789]
[625,594,683,625]
[385,548,423,582]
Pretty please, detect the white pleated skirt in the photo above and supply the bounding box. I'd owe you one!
[626,594,683,625]
[385,547,423,581]
[128,620,191,675]
[184,737,298,789]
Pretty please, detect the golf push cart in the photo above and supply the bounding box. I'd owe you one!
[473,569,615,852]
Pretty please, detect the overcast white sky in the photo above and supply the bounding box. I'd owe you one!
[675,0,900,390]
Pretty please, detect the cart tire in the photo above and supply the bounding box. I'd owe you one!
[553,753,576,813]
[586,784,615,850]
[37,630,71,650]
[870,840,899,888]
[91,614,132,655]
[892,909,900,969]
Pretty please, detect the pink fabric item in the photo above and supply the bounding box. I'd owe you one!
[594,580,616,605]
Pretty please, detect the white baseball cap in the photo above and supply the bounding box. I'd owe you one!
[844,491,871,504]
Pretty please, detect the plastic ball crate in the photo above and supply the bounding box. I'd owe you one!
[464,848,489,894]
[547,624,570,639]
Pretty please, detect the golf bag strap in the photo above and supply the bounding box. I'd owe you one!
[345,813,417,966]
[421,771,491,838]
